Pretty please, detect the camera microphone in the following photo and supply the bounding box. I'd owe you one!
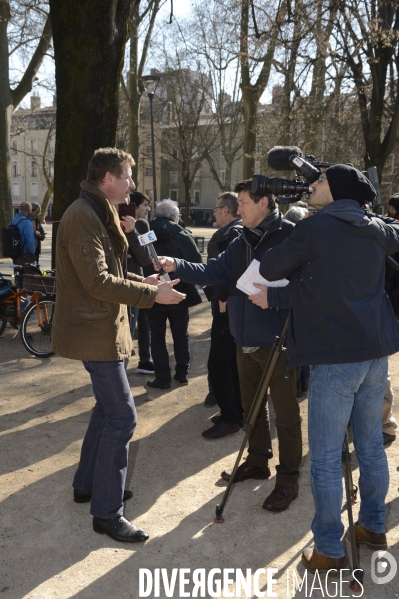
[267,146,303,171]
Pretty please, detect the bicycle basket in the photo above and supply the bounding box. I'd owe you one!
[0,276,12,297]
[22,274,56,296]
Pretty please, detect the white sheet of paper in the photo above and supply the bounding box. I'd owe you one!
[236,259,289,295]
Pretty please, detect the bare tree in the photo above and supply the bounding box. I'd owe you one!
[194,0,244,191]
[240,0,287,178]
[160,59,220,223]
[0,0,51,255]
[121,0,164,186]
[335,0,399,179]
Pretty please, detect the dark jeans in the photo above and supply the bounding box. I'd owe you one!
[147,308,190,383]
[236,346,302,486]
[208,304,242,424]
[137,309,151,363]
[73,360,137,519]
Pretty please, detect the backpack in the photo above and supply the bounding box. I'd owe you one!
[1,217,26,259]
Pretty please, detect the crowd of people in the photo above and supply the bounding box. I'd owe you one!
[43,147,398,576]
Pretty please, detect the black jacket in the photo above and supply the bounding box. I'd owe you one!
[144,217,202,310]
[174,214,293,347]
[260,200,399,368]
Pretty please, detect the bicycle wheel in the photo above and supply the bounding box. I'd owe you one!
[21,298,55,358]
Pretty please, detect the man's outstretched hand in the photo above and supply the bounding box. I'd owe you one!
[154,279,186,304]
[153,256,177,273]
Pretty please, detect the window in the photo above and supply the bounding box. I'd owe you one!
[145,189,153,200]
[31,161,38,177]
[12,162,19,177]
[12,140,18,154]
[145,167,153,177]
[31,183,38,199]
[256,143,262,155]
[47,139,55,154]
[46,160,54,177]
[170,189,179,201]
[255,160,260,173]
[194,171,201,183]
[219,170,226,183]
[194,190,200,204]
[13,182,20,199]
[170,171,178,184]
[30,140,37,155]
[171,149,178,159]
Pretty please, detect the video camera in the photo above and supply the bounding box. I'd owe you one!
[251,146,382,208]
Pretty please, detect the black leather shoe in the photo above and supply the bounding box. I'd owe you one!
[93,516,149,543]
[202,421,240,439]
[74,489,133,504]
[147,378,171,389]
[174,374,188,385]
[262,483,298,512]
[221,458,271,482]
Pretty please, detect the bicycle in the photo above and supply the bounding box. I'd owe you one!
[0,264,56,358]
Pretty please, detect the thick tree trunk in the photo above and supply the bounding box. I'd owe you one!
[48,0,136,264]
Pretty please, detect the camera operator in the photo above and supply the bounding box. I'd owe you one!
[260,164,399,572]
[157,180,302,513]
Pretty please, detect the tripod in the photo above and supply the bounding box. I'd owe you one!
[214,317,289,523]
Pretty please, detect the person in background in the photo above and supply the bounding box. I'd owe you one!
[120,193,155,375]
[30,202,46,266]
[10,202,36,265]
[145,199,202,389]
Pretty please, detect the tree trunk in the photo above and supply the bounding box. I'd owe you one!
[128,3,141,185]
[241,92,258,179]
[0,1,12,254]
[48,0,137,265]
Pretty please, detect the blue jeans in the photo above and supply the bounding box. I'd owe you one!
[73,360,137,519]
[308,359,389,558]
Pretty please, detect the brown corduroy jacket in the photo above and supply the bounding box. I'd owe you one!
[51,181,158,360]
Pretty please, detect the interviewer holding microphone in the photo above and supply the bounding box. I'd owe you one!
[260,164,399,573]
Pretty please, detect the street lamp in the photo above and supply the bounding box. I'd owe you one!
[140,73,162,206]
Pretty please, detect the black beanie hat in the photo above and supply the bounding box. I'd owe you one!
[325,164,376,206]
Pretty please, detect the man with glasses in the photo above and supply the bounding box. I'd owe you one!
[260,164,399,572]
[157,180,302,513]
[202,192,243,438]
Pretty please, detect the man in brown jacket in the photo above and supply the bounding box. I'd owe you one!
[52,148,185,543]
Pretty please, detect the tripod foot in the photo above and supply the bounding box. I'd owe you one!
[350,569,364,592]
[214,504,224,523]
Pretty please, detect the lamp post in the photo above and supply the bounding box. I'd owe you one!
[140,73,162,206]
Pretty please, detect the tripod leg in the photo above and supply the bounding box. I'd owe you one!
[214,318,289,523]
[342,431,364,590]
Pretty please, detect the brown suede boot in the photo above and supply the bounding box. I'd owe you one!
[302,548,349,574]
[346,522,387,549]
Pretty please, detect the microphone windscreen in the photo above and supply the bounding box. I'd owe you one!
[267,146,303,171]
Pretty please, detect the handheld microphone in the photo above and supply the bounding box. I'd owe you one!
[267,146,303,171]
[138,231,171,282]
